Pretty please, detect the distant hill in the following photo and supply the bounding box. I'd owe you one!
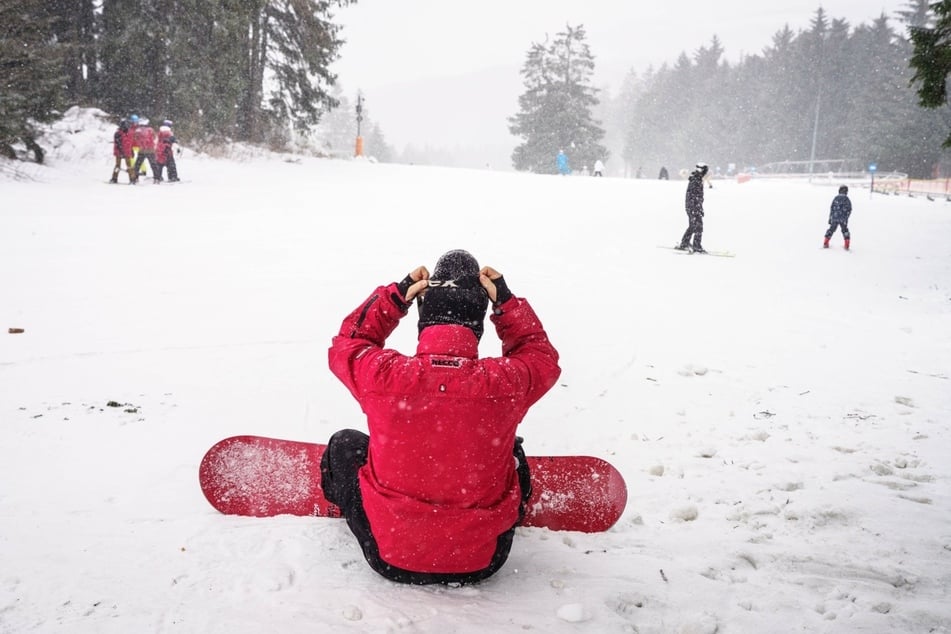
[359,65,523,170]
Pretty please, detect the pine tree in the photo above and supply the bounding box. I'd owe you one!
[686,37,731,166]
[97,0,165,120]
[909,0,951,146]
[314,86,358,155]
[898,0,935,29]
[44,0,98,103]
[609,69,640,176]
[365,122,394,162]
[509,25,607,173]
[96,0,352,145]
[241,0,354,143]
[164,0,254,139]
[0,0,66,162]
[623,62,679,174]
[622,39,733,174]
[748,25,799,165]
[313,87,394,160]
[887,7,948,175]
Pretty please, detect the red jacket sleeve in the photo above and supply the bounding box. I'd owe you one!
[486,296,561,407]
[328,283,409,399]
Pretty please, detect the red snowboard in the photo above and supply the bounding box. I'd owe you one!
[199,435,627,533]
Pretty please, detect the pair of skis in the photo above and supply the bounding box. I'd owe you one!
[658,245,735,258]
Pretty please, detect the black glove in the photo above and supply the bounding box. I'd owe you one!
[492,276,513,306]
[391,274,415,311]
[396,274,414,301]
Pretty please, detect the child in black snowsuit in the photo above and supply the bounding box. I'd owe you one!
[824,185,852,250]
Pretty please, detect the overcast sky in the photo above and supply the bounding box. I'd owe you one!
[329,0,909,156]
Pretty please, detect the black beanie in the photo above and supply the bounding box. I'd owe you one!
[418,250,489,340]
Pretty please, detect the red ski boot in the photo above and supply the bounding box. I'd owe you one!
[823,238,830,248]
[844,239,850,250]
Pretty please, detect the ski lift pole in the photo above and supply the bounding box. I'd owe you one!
[355,93,364,157]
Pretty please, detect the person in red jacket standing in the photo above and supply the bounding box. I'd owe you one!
[109,119,135,183]
[131,117,157,182]
[154,120,180,183]
[323,250,561,585]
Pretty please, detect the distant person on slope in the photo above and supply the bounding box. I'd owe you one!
[823,185,852,250]
[128,114,142,177]
[593,159,604,177]
[155,120,180,183]
[110,119,135,184]
[556,149,570,175]
[677,162,709,253]
[132,118,157,183]
[322,250,561,585]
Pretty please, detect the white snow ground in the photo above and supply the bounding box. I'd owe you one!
[1,107,950,633]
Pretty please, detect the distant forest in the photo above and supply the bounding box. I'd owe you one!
[2,1,949,177]
[597,3,949,179]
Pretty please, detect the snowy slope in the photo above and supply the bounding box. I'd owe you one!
[1,108,950,633]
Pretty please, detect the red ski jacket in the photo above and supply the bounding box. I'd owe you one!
[157,127,175,164]
[133,125,156,154]
[113,127,133,158]
[329,282,560,574]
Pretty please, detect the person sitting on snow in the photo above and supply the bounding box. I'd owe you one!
[322,250,561,585]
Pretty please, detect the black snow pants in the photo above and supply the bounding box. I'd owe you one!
[825,221,850,240]
[133,151,156,178]
[320,428,531,585]
[680,212,704,249]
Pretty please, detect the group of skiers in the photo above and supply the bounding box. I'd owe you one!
[674,162,853,253]
[111,114,180,184]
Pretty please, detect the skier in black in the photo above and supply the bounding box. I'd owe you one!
[677,163,708,252]
[823,185,852,250]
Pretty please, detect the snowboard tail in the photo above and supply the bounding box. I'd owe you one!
[199,435,627,533]
[199,436,338,518]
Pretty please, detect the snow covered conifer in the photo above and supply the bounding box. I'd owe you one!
[509,24,608,174]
